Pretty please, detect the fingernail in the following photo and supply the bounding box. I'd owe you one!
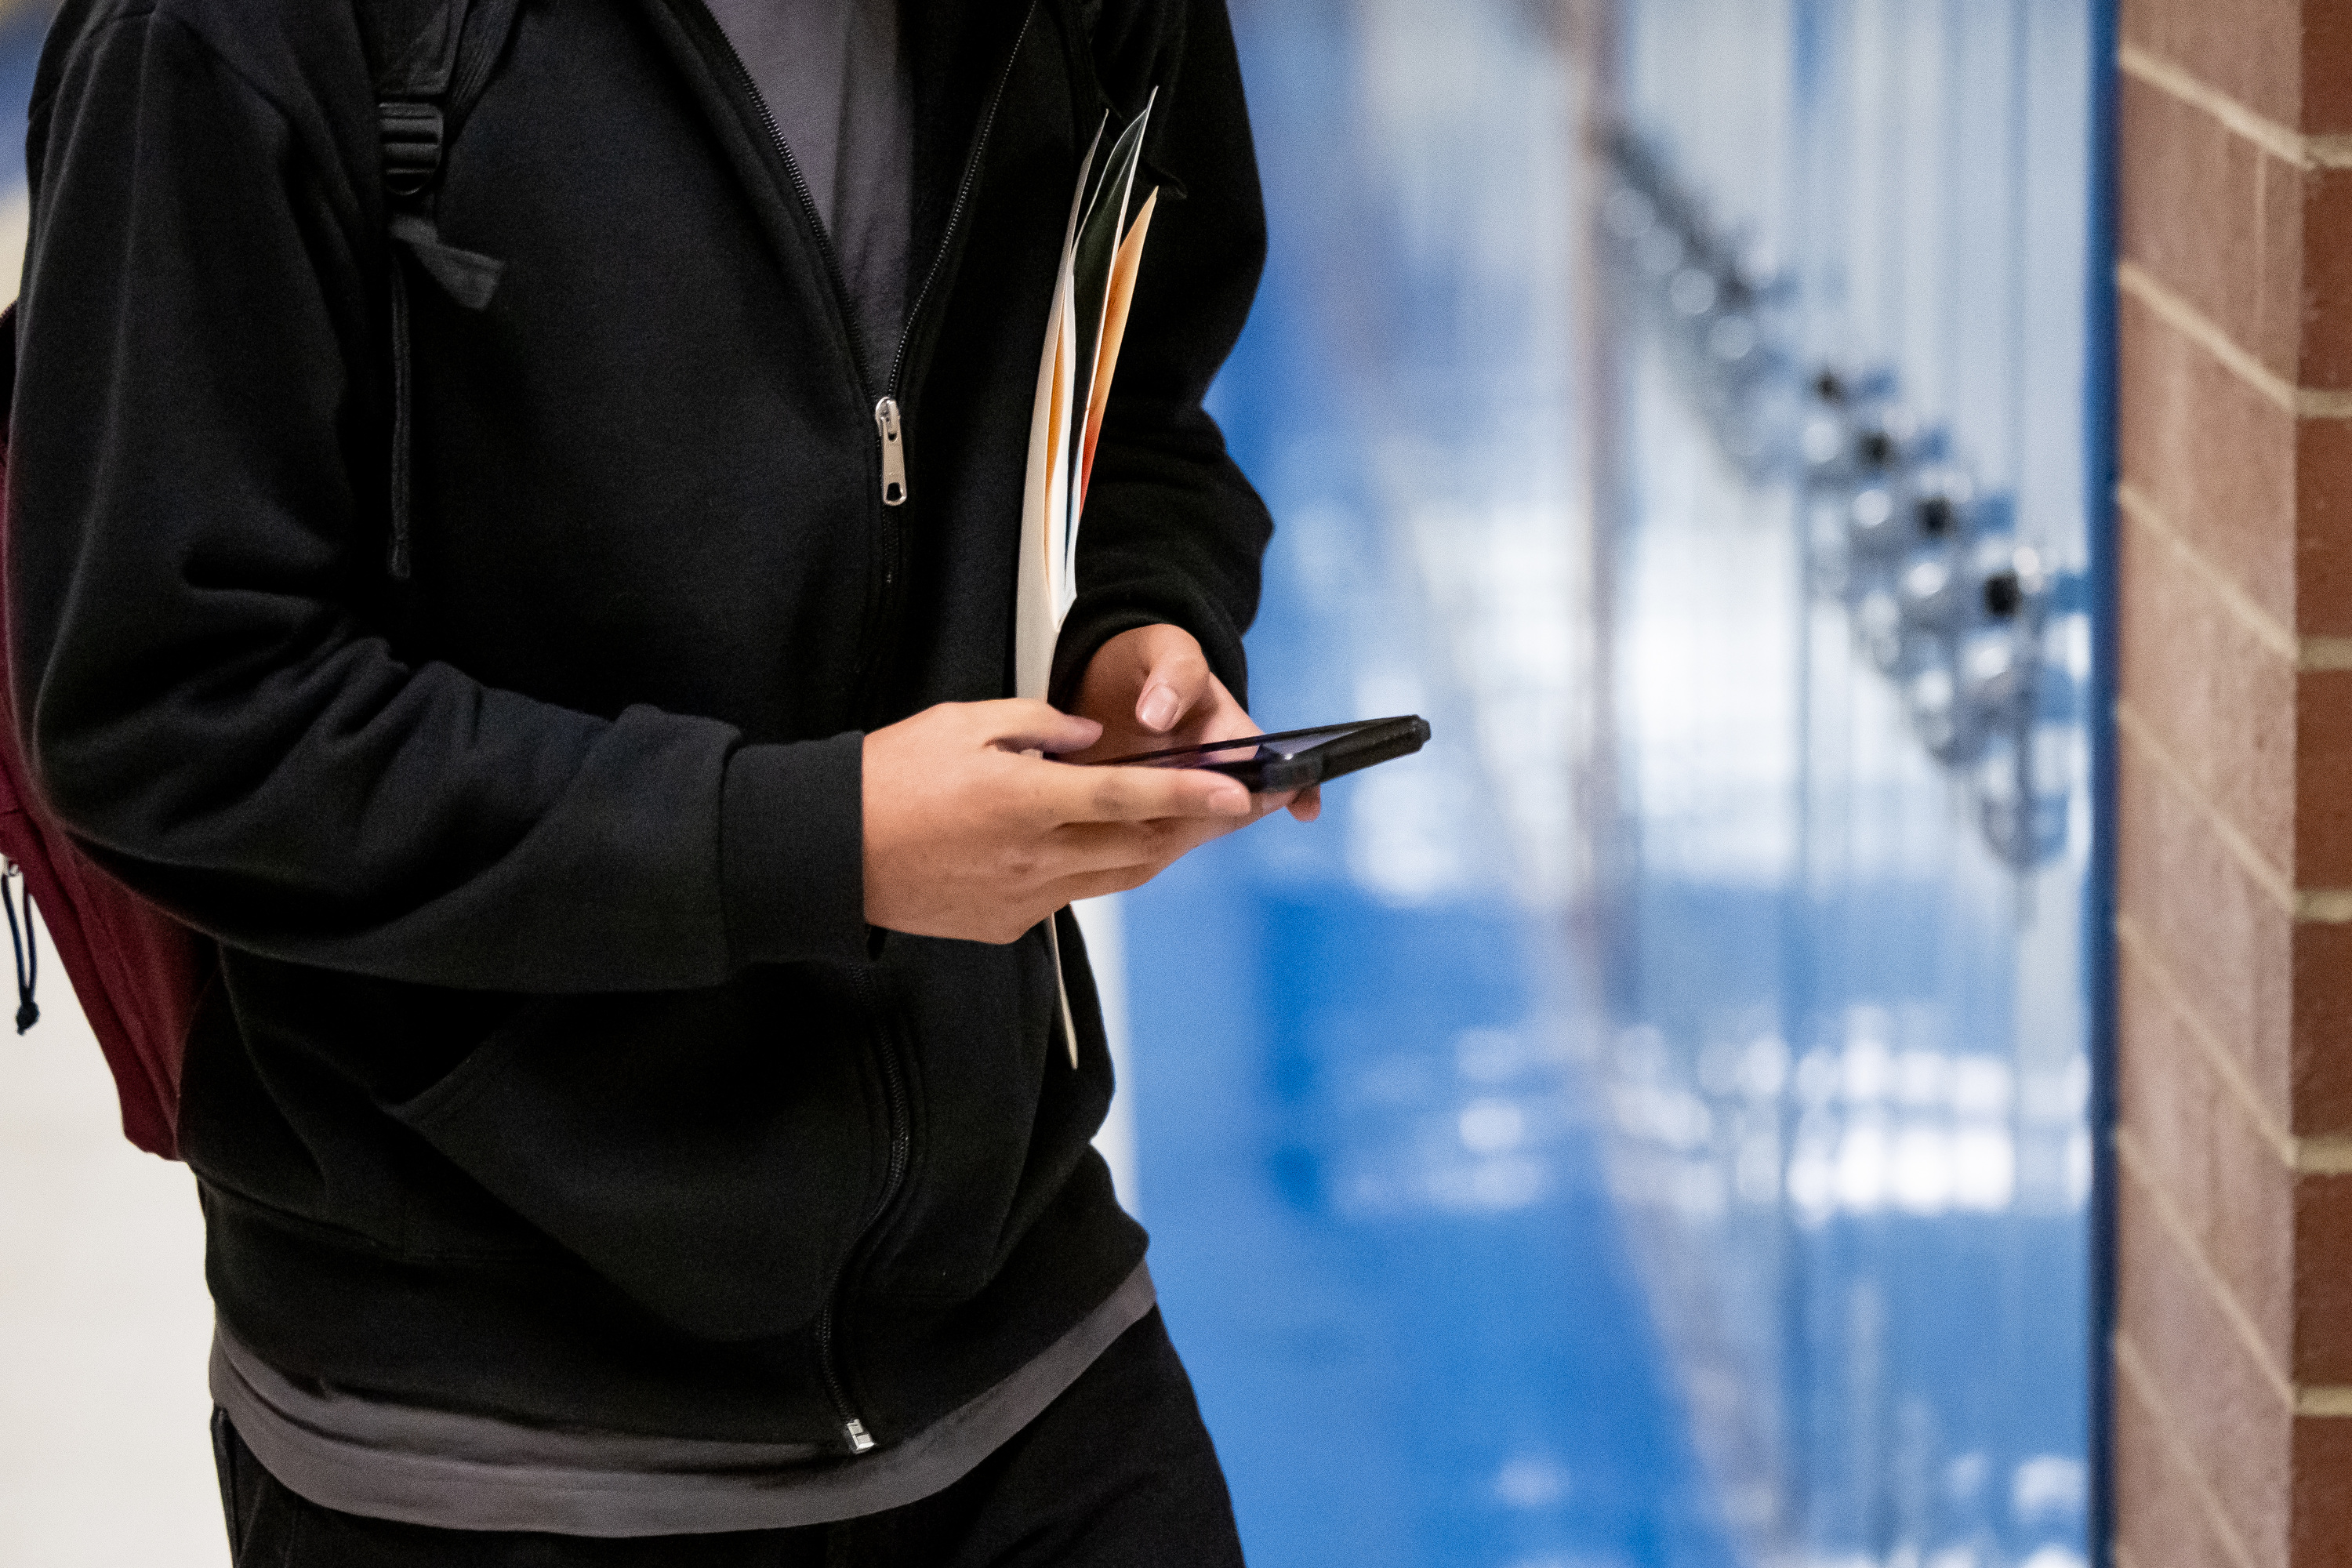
[1138,685,1181,731]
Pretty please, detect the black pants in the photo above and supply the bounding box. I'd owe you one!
[212,1309,1244,1566]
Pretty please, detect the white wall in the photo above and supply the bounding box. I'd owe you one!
[0,954,223,1565]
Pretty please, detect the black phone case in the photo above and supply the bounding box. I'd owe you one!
[1091,715,1432,792]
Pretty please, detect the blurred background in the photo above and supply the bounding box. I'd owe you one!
[0,0,2107,1563]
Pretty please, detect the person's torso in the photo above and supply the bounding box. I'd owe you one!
[28,0,1157,1444]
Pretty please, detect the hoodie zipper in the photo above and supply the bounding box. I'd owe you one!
[858,3,1037,713]
[874,397,908,506]
[813,975,913,1454]
[705,3,1037,706]
[703,33,874,392]
[815,1308,876,1454]
[880,2,1037,409]
[696,9,1034,1454]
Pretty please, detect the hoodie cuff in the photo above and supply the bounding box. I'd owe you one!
[719,732,870,968]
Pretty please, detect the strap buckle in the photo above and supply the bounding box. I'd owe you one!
[379,101,445,200]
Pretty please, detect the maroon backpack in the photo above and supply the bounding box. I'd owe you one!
[0,302,205,1157]
[0,0,522,1157]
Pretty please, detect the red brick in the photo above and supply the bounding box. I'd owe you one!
[2121,946,2298,1372]
[2118,1158,2296,1566]
[2301,170,2352,390]
[2296,671,2352,886]
[2119,725,2299,1121]
[2114,1356,2244,1568]
[2295,1174,2352,1385]
[2303,9,2352,136]
[2122,0,2304,132]
[2293,417,2352,639]
[2117,3,2352,1555]
[2121,75,2303,387]
[2119,289,2300,634]
[2292,1415,2352,1566]
[2121,510,2296,877]
[2291,920,2352,1134]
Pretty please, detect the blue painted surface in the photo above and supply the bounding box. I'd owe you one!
[1122,2,2104,1566]
[1123,3,1737,1565]
[2082,0,2122,1547]
[1592,0,2101,1561]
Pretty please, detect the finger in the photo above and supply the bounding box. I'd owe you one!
[1040,863,1163,906]
[1135,634,1213,735]
[1037,819,1191,877]
[967,699,1102,757]
[1052,762,1254,824]
[1050,791,1283,891]
[996,857,1170,940]
[1054,810,1247,866]
[1022,789,1279,905]
[1288,784,1322,822]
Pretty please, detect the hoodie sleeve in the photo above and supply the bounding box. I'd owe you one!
[9,10,870,991]
[1047,0,1272,712]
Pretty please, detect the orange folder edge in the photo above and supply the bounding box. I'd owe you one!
[1077,189,1160,517]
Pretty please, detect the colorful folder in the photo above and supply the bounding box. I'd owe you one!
[1016,97,1160,1065]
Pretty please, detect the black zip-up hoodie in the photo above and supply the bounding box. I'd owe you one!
[11,0,1269,1449]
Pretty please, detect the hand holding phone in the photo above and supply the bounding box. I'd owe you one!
[862,701,1256,945]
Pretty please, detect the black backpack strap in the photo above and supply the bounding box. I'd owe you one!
[373,0,516,303]
[358,0,521,576]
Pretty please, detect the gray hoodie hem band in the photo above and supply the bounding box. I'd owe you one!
[210,1261,1156,1537]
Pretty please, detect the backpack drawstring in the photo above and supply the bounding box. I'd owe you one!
[378,54,506,583]
[4,860,38,1033]
[387,254,416,579]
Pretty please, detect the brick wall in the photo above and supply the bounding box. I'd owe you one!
[2114,4,2352,1566]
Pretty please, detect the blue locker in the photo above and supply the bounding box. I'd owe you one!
[1594,1,2106,1564]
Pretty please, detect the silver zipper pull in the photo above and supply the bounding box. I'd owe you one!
[874,398,908,506]
[844,1417,876,1454]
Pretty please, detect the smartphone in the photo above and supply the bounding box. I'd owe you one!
[1087,715,1432,793]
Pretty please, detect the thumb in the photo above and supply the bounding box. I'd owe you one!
[973,699,1102,756]
[1134,637,1212,735]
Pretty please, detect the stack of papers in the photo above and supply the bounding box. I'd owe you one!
[1016,98,1160,1065]
[1015,97,1161,703]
